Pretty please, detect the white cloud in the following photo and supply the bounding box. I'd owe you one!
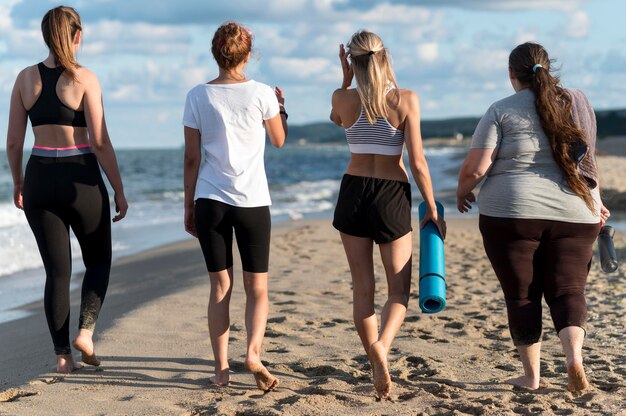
[356,4,432,24]
[566,11,589,39]
[515,31,538,45]
[454,48,510,77]
[416,42,439,63]
[109,85,140,101]
[458,0,583,12]
[268,57,335,82]
[82,21,190,56]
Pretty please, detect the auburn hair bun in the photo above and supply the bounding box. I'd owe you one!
[211,22,252,70]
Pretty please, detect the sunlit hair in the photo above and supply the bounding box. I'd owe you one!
[347,30,399,124]
[41,6,82,81]
[509,42,594,211]
[211,22,252,71]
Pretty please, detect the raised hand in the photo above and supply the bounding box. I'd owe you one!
[339,44,353,89]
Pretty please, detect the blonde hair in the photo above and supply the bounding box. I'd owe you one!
[41,6,82,81]
[347,30,399,124]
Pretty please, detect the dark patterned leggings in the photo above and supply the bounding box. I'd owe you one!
[23,154,111,355]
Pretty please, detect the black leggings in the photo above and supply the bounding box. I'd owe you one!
[479,215,600,346]
[195,198,271,273]
[23,154,111,355]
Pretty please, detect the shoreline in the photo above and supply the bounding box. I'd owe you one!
[1,217,624,415]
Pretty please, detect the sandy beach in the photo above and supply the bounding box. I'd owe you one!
[1,136,624,415]
[0,212,623,415]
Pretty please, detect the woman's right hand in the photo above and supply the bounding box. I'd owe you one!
[13,184,23,210]
[339,44,353,89]
[113,192,128,222]
[457,191,476,213]
[184,205,197,238]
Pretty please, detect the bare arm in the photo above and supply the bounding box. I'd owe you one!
[6,72,28,209]
[83,70,127,221]
[265,86,287,148]
[329,89,344,127]
[183,127,201,237]
[456,148,496,213]
[329,44,354,127]
[404,91,446,238]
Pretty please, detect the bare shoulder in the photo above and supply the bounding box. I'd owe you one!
[332,88,359,106]
[75,66,100,89]
[399,89,419,107]
[15,64,40,84]
[332,87,355,99]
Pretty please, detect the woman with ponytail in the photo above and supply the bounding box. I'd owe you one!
[330,30,445,399]
[456,42,610,392]
[7,6,127,373]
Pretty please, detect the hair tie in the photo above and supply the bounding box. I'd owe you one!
[368,51,375,56]
[532,64,543,73]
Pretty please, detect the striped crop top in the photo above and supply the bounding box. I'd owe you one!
[344,108,404,155]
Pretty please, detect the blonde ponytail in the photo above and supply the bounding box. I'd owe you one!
[347,30,399,124]
[41,6,82,81]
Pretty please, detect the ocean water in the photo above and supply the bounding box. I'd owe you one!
[0,145,465,323]
[2,145,622,323]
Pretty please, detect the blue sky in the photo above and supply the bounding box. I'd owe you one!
[1,0,625,148]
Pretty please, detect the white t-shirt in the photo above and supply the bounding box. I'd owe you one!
[182,80,280,207]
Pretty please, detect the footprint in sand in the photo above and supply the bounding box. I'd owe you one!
[443,321,465,330]
[495,364,517,372]
[0,389,39,403]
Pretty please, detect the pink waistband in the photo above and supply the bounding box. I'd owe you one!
[32,143,91,150]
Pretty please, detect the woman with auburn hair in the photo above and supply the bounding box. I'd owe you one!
[183,21,287,391]
[330,30,445,399]
[456,42,610,392]
[6,6,127,373]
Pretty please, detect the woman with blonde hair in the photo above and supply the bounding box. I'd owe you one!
[183,22,287,391]
[7,6,127,373]
[330,30,445,399]
[457,42,609,392]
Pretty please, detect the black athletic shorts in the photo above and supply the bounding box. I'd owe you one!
[333,174,412,244]
[195,198,271,273]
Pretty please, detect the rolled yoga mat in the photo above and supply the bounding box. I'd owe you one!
[418,201,446,313]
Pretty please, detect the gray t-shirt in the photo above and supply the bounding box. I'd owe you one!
[471,88,600,223]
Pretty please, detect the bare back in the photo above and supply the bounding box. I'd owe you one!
[18,62,89,148]
[330,88,415,182]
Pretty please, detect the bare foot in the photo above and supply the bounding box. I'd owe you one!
[72,330,100,367]
[369,341,391,399]
[57,354,81,374]
[567,362,589,393]
[209,369,230,386]
[506,375,540,390]
[245,359,279,392]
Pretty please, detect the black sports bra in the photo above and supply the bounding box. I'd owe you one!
[27,63,87,127]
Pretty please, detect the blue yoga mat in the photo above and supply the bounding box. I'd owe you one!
[418,201,446,313]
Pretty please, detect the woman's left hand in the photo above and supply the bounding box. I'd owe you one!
[274,86,285,107]
[457,191,476,213]
[600,204,610,226]
[420,208,447,239]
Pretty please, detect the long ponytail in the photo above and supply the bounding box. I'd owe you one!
[509,42,594,211]
[41,6,82,81]
[347,30,399,124]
